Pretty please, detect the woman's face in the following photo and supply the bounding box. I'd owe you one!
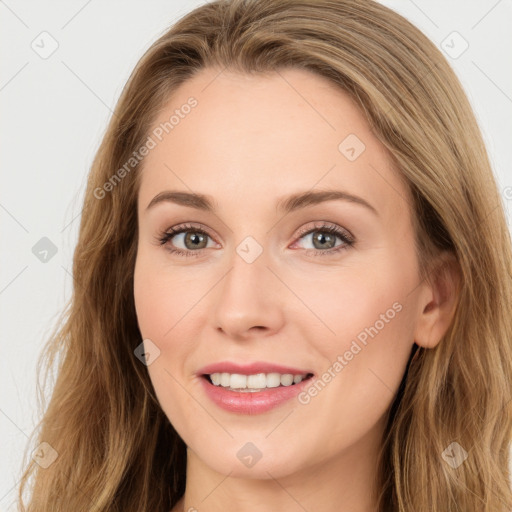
[133,67,428,480]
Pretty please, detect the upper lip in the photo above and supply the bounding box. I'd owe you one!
[197,361,314,376]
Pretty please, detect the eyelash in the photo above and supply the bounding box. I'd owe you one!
[156,222,355,258]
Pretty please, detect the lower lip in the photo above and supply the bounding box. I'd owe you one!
[199,375,314,414]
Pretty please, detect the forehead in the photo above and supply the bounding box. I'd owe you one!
[138,67,411,220]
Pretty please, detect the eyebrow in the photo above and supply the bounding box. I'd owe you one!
[145,189,378,216]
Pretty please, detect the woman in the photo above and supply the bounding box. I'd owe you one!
[18,0,512,511]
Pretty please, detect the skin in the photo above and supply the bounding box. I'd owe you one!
[133,67,459,512]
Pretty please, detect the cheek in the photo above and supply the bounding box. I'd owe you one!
[133,248,209,380]
[287,250,418,359]
[133,252,203,429]
[133,248,198,340]
[292,252,418,430]
[308,280,414,403]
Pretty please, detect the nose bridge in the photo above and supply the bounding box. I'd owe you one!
[213,235,284,336]
[221,235,270,306]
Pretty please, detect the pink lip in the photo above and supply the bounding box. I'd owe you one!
[197,361,313,376]
[196,361,315,415]
[199,374,315,414]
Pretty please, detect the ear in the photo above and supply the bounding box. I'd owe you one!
[414,251,461,349]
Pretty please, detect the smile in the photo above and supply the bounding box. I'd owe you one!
[206,372,313,391]
[199,372,315,414]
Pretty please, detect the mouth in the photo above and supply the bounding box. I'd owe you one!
[199,370,316,414]
[196,361,316,414]
[201,372,315,392]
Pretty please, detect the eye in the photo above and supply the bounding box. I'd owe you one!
[291,221,355,256]
[156,223,217,258]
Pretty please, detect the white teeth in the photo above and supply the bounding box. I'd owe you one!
[220,373,230,387]
[208,372,310,391]
[247,373,267,388]
[281,374,294,386]
[230,373,247,389]
[266,372,281,388]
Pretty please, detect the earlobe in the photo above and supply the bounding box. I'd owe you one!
[414,252,461,349]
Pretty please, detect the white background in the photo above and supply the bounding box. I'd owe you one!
[1,1,511,509]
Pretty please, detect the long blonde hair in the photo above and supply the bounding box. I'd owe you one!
[17,0,512,510]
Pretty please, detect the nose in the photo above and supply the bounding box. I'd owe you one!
[213,247,285,341]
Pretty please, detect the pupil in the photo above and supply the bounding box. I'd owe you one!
[314,232,334,249]
[186,232,205,248]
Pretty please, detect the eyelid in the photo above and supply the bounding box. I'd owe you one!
[293,221,354,243]
[156,222,217,246]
